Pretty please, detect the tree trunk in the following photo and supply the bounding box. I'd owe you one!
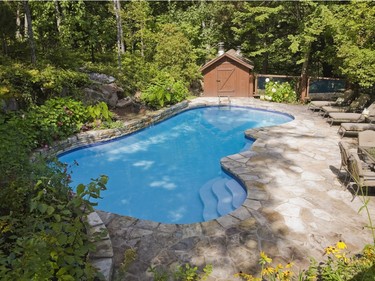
[16,3,22,40]
[2,36,8,55]
[299,45,311,101]
[23,0,36,65]
[54,0,62,33]
[113,0,125,69]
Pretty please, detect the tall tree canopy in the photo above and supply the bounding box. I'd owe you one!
[0,0,374,94]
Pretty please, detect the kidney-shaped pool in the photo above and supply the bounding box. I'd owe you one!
[59,106,293,224]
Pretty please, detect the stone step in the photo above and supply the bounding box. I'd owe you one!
[225,179,247,208]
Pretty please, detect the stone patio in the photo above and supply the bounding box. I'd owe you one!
[96,97,375,280]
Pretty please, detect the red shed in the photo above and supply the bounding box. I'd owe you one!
[200,48,254,98]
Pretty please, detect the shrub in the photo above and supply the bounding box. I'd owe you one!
[265,81,297,103]
[141,72,189,109]
[0,112,108,279]
[0,63,89,110]
[26,97,89,145]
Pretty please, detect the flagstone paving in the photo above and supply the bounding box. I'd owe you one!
[96,97,375,281]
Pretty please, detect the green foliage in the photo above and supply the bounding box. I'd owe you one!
[0,167,107,280]
[115,248,137,281]
[265,81,297,103]
[86,102,113,122]
[27,98,89,145]
[0,63,89,107]
[235,243,375,281]
[149,264,212,281]
[328,2,375,88]
[141,72,189,109]
[154,23,200,84]
[0,118,108,280]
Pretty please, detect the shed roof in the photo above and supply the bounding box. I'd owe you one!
[200,49,254,72]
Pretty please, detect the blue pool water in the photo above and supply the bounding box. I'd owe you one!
[59,106,292,224]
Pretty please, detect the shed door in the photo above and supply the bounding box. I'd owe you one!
[217,66,236,95]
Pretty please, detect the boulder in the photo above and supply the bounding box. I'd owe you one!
[82,83,124,108]
[88,73,116,84]
[1,98,19,112]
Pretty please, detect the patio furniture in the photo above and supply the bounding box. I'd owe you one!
[358,146,375,165]
[307,89,356,111]
[327,102,375,126]
[337,122,375,138]
[338,141,357,183]
[320,94,371,117]
[347,152,375,198]
[358,130,375,147]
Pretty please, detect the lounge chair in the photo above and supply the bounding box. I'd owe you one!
[327,101,375,126]
[338,123,375,138]
[347,152,375,198]
[358,130,375,147]
[307,89,356,111]
[320,94,371,117]
[338,141,357,183]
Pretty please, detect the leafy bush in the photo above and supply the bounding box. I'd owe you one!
[141,72,189,109]
[0,109,108,280]
[0,162,108,280]
[265,81,297,103]
[0,63,89,108]
[27,98,89,145]
[86,102,113,123]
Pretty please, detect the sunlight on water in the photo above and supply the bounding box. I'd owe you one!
[59,106,293,224]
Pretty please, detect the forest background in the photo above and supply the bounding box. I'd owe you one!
[0,1,375,280]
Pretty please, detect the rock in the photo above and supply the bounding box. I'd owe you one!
[1,98,19,112]
[189,80,203,96]
[116,97,133,108]
[89,73,116,84]
[82,83,124,108]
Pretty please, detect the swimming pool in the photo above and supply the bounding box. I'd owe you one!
[59,106,293,224]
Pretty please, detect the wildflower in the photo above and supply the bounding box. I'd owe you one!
[276,263,284,270]
[363,245,375,259]
[324,246,338,255]
[262,266,275,276]
[234,272,261,281]
[335,253,348,262]
[265,78,270,83]
[272,88,276,93]
[278,270,293,281]
[285,261,294,268]
[336,240,347,250]
[259,251,272,265]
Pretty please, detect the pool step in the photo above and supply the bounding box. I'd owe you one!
[212,179,233,216]
[226,179,247,208]
[200,178,221,221]
[200,177,247,221]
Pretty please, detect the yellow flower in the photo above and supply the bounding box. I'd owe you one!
[324,246,338,255]
[278,270,293,281]
[335,253,348,263]
[276,263,284,270]
[285,261,294,269]
[336,240,347,250]
[262,266,275,276]
[234,272,261,281]
[259,251,272,264]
